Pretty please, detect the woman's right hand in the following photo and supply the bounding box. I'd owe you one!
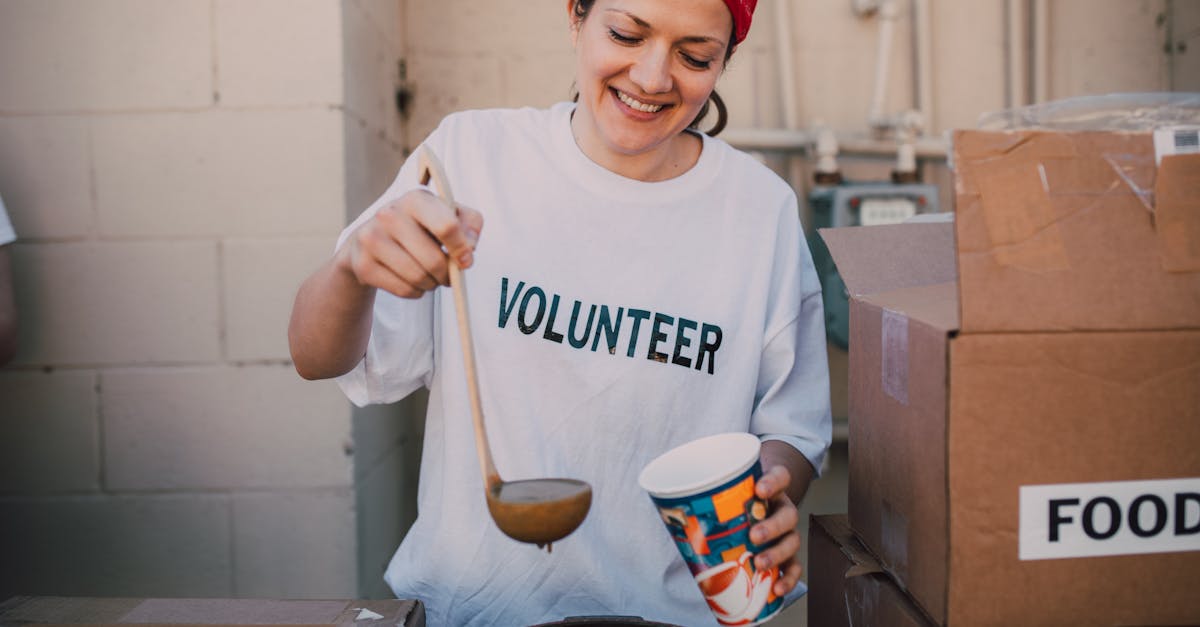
[337,189,484,299]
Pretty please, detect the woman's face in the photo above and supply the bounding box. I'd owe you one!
[570,0,731,166]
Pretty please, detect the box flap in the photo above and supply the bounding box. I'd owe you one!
[863,282,960,333]
[819,222,957,297]
[808,515,937,627]
[810,513,886,577]
[1155,153,1200,272]
[953,129,1200,332]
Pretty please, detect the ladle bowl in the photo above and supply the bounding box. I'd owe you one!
[418,147,593,546]
[488,478,592,546]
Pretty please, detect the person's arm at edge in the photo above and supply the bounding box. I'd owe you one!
[288,250,376,380]
[0,245,17,366]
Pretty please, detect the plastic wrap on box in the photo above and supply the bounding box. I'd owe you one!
[976,92,1200,131]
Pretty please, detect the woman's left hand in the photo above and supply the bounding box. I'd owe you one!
[749,465,803,597]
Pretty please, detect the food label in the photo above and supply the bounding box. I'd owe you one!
[1019,477,1200,560]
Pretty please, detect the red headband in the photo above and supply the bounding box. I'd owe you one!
[723,0,757,45]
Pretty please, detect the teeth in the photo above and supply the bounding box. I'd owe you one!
[617,90,663,113]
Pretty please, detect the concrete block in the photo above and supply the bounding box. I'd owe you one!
[232,489,356,598]
[0,116,92,239]
[355,448,416,599]
[1050,0,1167,97]
[0,0,212,112]
[91,110,346,238]
[407,54,505,146]
[350,389,425,482]
[732,2,777,55]
[343,0,405,141]
[791,0,915,131]
[720,49,782,129]
[0,370,99,494]
[350,0,404,49]
[102,365,353,491]
[931,2,1005,133]
[352,391,423,598]
[343,114,406,221]
[215,0,343,107]
[0,494,232,598]
[9,242,220,366]
[222,237,334,362]
[350,403,405,484]
[1174,0,1200,91]
[407,0,569,56]
[502,52,577,109]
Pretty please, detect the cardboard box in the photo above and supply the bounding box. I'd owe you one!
[808,514,934,627]
[0,596,424,626]
[820,129,1200,626]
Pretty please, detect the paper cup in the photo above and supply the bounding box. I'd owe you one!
[638,433,783,626]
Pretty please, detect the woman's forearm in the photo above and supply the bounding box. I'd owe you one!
[288,254,377,380]
[761,439,816,505]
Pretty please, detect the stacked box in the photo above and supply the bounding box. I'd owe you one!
[808,514,934,627]
[818,130,1200,626]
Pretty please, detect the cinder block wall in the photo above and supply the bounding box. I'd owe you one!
[0,0,408,600]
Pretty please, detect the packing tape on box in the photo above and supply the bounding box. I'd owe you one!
[1154,154,1200,272]
[1102,147,1200,272]
[974,159,1071,274]
[1104,152,1157,213]
[881,309,909,406]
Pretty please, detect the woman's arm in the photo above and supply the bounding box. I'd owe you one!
[288,252,377,380]
[287,189,482,380]
[760,439,814,504]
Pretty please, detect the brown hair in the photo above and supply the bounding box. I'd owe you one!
[570,0,732,136]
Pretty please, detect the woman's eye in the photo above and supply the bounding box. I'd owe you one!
[681,53,712,70]
[608,28,639,44]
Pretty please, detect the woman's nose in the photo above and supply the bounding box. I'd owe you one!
[628,45,673,94]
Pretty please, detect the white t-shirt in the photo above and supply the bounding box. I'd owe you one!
[0,195,15,245]
[336,103,831,627]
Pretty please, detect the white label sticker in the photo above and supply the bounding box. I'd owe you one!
[861,198,917,226]
[1019,477,1200,561]
[1153,126,1200,165]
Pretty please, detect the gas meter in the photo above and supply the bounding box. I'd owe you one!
[808,181,939,348]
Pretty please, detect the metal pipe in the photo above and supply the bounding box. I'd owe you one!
[721,127,949,159]
[774,0,800,131]
[772,0,807,198]
[868,0,900,125]
[913,0,935,133]
[1005,0,1027,108]
[1032,0,1049,103]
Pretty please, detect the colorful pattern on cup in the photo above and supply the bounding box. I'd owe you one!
[648,461,783,626]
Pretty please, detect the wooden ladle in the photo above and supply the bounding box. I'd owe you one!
[417,146,592,547]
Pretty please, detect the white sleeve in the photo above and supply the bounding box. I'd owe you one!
[750,195,832,476]
[333,124,452,407]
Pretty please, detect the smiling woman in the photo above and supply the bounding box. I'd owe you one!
[287,0,832,625]
[569,0,734,181]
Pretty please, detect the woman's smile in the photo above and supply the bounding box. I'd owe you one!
[613,87,668,114]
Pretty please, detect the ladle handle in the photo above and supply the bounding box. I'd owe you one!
[417,146,501,489]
